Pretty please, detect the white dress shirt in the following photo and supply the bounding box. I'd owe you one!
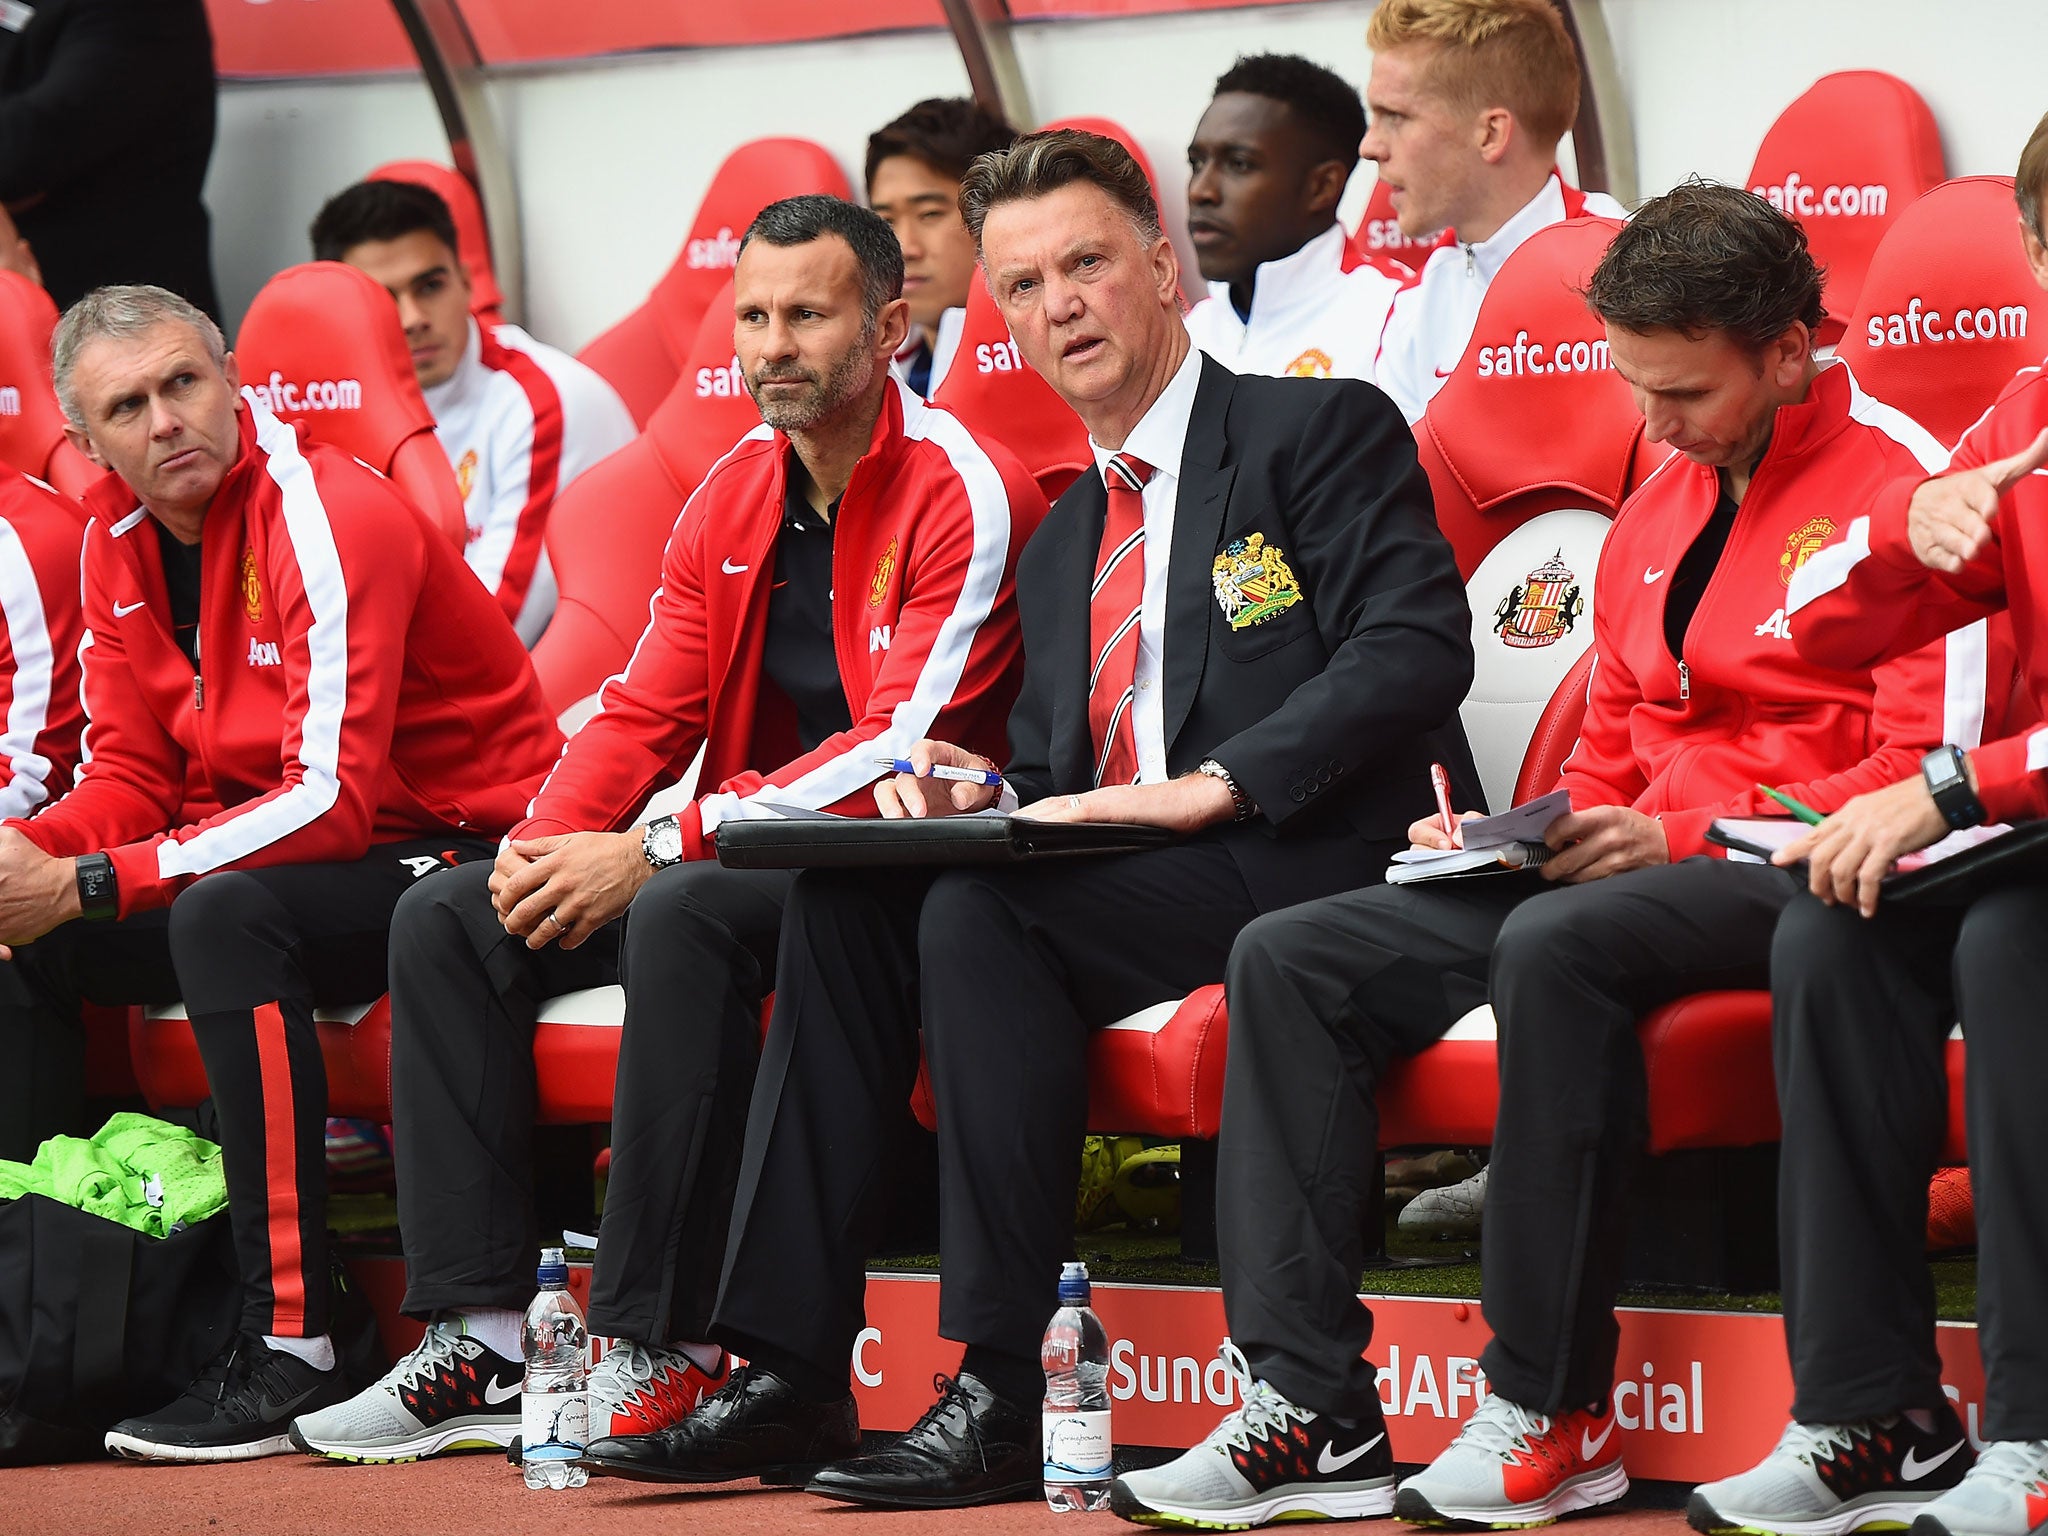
[1086,341,1204,786]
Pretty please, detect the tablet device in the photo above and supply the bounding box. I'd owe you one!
[714,813,1175,869]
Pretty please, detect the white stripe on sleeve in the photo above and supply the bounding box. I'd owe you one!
[0,520,57,819]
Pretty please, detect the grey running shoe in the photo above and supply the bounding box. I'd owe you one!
[1910,1440,2048,1536]
[1688,1405,1973,1536]
[289,1318,521,1463]
[1397,1167,1487,1239]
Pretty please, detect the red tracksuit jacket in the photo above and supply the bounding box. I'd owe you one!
[515,379,1044,857]
[1789,358,2048,823]
[1557,361,2004,857]
[13,397,564,917]
[0,465,88,821]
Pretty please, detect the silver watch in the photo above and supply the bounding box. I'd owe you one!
[641,814,684,869]
[1196,758,1255,822]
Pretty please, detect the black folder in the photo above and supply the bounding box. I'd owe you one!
[715,813,1174,870]
[1707,816,2048,905]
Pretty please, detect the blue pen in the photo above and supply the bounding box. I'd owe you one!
[874,757,1004,788]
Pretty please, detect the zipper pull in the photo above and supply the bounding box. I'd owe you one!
[193,676,203,711]
[1464,243,1477,277]
[1678,660,1691,700]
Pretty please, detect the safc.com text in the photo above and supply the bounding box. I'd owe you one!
[1474,329,1612,379]
[246,372,363,412]
[1750,172,1888,217]
[1863,296,2030,348]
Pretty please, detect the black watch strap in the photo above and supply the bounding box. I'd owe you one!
[75,852,118,921]
[1922,744,1986,831]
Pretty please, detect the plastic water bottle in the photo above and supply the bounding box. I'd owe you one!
[1042,1260,1113,1511]
[521,1246,590,1490]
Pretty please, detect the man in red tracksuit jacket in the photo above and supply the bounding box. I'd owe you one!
[0,463,89,1161]
[290,196,1042,1467]
[1106,186,2006,1534]
[1688,122,2048,1536]
[0,284,563,1464]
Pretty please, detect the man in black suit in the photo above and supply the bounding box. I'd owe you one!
[577,129,1478,1507]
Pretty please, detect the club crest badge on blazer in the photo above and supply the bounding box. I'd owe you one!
[1212,533,1302,630]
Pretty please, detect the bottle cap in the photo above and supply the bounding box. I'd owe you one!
[537,1245,568,1286]
[1058,1259,1090,1304]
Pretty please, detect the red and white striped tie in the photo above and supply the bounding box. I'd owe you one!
[1088,452,1154,788]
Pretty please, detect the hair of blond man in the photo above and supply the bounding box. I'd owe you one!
[1365,0,1580,150]
[53,284,226,428]
[2018,108,2048,243]
[958,129,1164,252]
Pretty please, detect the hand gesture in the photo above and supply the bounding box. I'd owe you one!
[1907,427,2048,574]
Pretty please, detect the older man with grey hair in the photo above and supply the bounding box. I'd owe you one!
[0,282,562,1463]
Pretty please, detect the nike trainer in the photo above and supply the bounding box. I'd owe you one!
[1395,1391,1628,1527]
[1911,1439,2048,1536]
[1688,1402,1974,1536]
[1110,1344,1395,1529]
[290,1317,522,1462]
[106,1332,354,1463]
[588,1339,730,1440]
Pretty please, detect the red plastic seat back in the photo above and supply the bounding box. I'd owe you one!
[1418,217,1642,810]
[367,159,507,328]
[532,278,763,711]
[931,269,1089,502]
[577,138,851,426]
[1040,116,1161,198]
[1835,176,2048,449]
[234,261,467,547]
[0,271,98,498]
[1349,178,1443,280]
[1745,71,1946,346]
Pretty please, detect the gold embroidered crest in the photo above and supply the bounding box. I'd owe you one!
[1779,516,1836,586]
[455,447,479,503]
[1492,550,1584,650]
[1284,348,1335,379]
[868,537,898,608]
[240,547,263,623]
[1211,534,1302,630]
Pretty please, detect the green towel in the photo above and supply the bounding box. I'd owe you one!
[0,1112,226,1237]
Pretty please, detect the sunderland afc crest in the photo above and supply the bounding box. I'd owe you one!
[239,547,264,623]
[1493,550,1582,649]
[868,537,898,608]
[1212,533,1302,630]
[1780,516,1835,585]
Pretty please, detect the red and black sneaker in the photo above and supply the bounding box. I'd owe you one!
[589,1339,730,1440]
[289,1318,523,1462]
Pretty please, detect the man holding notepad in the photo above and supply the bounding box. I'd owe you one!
[1106,185,2007,1534]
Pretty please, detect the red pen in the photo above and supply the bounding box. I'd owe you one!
[1430,761,1457,844]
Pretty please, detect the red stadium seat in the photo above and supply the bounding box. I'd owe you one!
[1349,178,1442,280]
[930,269,1089,503]
[0,271,100,499]
[1041,116,1161,195]
[233,261,468,548]
[1834,176,2048,449]
[367,159,508,328]
[1745,71,1946,346]
[530,277,762,711]
[577,138,850,427]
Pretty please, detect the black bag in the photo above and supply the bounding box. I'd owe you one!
[0,1193,240,1464]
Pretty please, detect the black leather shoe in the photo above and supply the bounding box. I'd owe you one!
[580,1364,859,1484]
[805,1372,1038,1509]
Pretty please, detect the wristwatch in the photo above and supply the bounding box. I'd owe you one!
[1196,758,1256,823]
[641,814,684,870]
[75,852,118,921]
[1921,744,1985,831]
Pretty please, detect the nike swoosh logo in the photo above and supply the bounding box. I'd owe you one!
[483,1378,522,1405]
[1434,365,1455,378]
[1317,1432,1385,1474]
[1643,567,1666,584]
[1900,1441,1966,1481]
[113,598,146,617]
[721,558,749,575]
[1582,1421,1617,1460]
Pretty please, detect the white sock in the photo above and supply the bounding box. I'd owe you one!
[264,1332,336,1371]
[673,1339,724,1374]
[457,1307,525,1362]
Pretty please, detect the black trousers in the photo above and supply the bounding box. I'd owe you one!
[1774,884,2048,1440]
[391,857,791,1342]
[1217,858,1797,1418]
[0,837,490,1337]
[714,837,1348,1380]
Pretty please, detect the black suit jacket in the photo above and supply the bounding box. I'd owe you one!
[0,0,219,317]
[1004,354,1481,910]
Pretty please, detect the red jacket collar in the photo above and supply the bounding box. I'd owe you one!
[766,377,912,505]
[82,403,265,534]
